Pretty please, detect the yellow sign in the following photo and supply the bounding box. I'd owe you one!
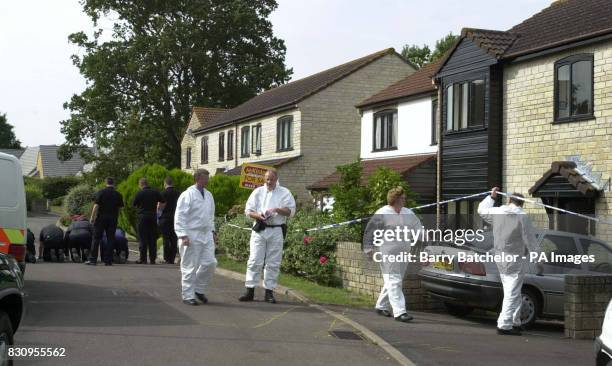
[239,163,275,190]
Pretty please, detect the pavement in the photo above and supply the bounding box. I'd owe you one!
[18,213,596,366]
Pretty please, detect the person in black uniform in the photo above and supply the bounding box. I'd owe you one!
[158,177,180,264]
[39,224,66,262]
[86,177,124,266]
[101,228,129,264]
[132,178,164,264]
[64,216,94,262]
[26,228,36,263]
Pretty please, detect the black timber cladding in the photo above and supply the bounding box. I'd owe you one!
[439,38,502,199]
[404,158,437,205]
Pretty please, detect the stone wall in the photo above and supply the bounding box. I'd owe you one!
[335,241,442,312]
[564,274,612,339]
[503,40,612,243]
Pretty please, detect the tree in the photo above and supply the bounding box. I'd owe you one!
[401,32,459,68]
[0,113,22,149]
[60,0,292,177]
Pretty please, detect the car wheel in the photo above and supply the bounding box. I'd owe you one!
[0,310,14,366]
[444,302,474,317]
[520,287,540,329]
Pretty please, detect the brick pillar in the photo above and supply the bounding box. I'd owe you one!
[564,275,612,339]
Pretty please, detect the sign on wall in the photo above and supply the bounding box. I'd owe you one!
[239,163,275,189]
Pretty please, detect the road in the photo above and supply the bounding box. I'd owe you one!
[17,213,395,366]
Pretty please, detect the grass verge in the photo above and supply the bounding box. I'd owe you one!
[216,255,374,308]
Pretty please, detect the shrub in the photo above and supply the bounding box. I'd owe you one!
[51,196,65,207]
[218,209,357,286]
[330,160,369,222]
[207,174,251,215]
[117,164,192,235]
[41,176,81,200]
[64,184,96,216]
[365,166,417,212]
[25,184,43,211]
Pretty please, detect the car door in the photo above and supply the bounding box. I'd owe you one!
[577,238,612,274]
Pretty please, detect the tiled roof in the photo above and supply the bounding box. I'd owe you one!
[356,58,442,108]
[223,156,302,176]
[307,154,436,190]
[199,48,405,132]
[19,146,39,177]
[463,28,517,59]
[39,145,87,178]
[505,0,612,58]
[0,148,25,159]
[528,161,601,197]
[191,107,228,132]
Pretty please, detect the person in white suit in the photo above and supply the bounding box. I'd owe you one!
[239,169,295,304]
[174,169,217,306]
[478,187,539,335]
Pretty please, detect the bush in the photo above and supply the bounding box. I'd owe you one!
[64,184,95,216]
[41,176,81,200]
[25,184,43,211]
[117,164,192,235]
[51,196,65,207]
[207,174,251,215]
[330,160,370,222]
[218,209,358,286]
[365,166,417,212]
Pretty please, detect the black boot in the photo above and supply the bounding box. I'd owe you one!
[238,287,255,302]
[264,289,276,304]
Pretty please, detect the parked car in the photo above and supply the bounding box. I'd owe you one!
[0,251,25,365]
[418,229,612,327]
[0,152,27,272]
[596,298,612,366]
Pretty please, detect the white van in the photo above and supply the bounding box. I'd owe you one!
[0,152,27,268]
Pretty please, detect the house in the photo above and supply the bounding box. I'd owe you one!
[0,149,25,159]
[19,145,91,178]
[181,48,417,202]
[435,0,612,241]
[308,59,443,208]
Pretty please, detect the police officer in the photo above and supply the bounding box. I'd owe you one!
[158,177,180,264]
[65,216,94,262]
[132,178,164,264]
[26,228,36,263]
[39,224,66,262]
[86,177,124,266]
[102,228,129,264]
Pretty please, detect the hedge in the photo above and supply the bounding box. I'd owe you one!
[25,184,43,211]
[218,209,358,286]
[41,176,82,200]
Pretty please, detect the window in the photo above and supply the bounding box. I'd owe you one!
[579,239,612,273]
[431,98,438,145]
[540,235,580,269]
[218,132,225,161]
[554,54,593,122]
[185,147,192,168]
[277,116,293,151]
[200,136,208,164]
[227,130,234,160]
[445,79,485,131]
[252,124,262,155]
[373,109,397,151]
[241,126,250,157]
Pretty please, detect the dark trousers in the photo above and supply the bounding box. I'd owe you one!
[90,216,117,264]
[137,214,158,263]
[68,234,91,261]
[159,216,177,263]
[43,239,67,261]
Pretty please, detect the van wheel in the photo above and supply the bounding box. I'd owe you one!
[0,311,14,366]
[520,287,540,329]
[444,302,474,317]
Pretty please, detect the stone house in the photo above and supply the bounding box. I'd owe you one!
[435,0,612,242]
[180,48,416,202]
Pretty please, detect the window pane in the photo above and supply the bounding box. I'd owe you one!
[469,79,485,127]
[571,60,592,116]
[286,119,292,148]
[374,117,381,150]
[461,82,468,129]
[219,133,224,159]
[557,64,570,119]
[391,112,398,147]
[227,131,233,160]
[453,84,462,131]
[446,86,453,131]
[432,99,438,144]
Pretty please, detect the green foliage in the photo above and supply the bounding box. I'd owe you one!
[218,209,358,286]
[330,160,370,222]
[366,167,417,212]
[207,174,251,216]
[64,184,96,216]
[401,32,459,68]
[41,176,82,200]
[117,164,193,235]
[59,0,292,173]
[0,112,22,149]
[51,196,65,207]
[25,184,43,211]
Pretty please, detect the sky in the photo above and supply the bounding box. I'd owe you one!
[0,0,551,147]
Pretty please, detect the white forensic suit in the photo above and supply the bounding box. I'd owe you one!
[477,195,539,330]
[244,184,296,290]
[174,185,216,301]
[365,206,422,318]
